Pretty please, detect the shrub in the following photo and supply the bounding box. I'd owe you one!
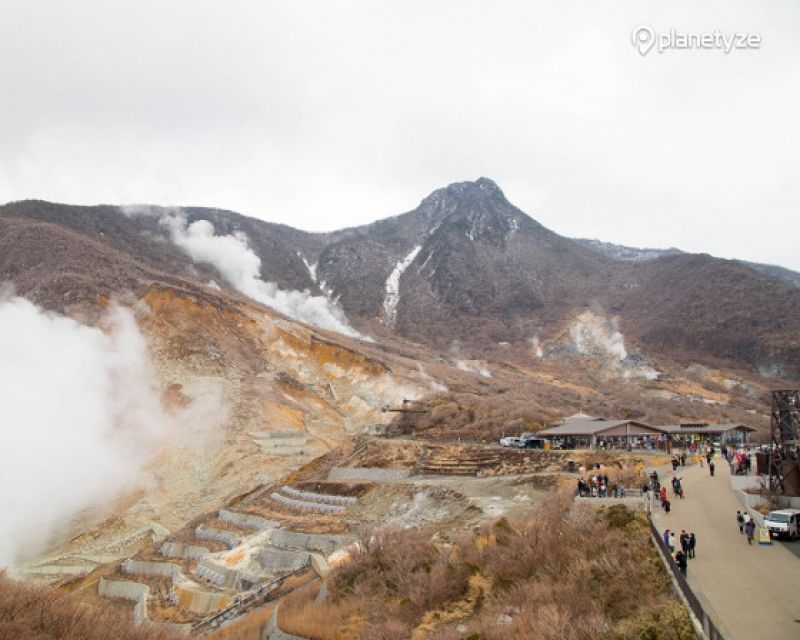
[0,571,179,640]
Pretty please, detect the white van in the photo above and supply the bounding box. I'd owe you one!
[764,509,800,540]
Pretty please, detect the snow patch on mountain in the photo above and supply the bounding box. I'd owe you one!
[383,245,422,326]
[297,252,318,283]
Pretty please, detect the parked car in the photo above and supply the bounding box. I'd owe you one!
[521,437,545,449]
[499,436,523,448]
[764,509,800,540]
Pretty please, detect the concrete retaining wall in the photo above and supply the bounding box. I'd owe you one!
[258,547,309,575]
[271,492,345,514]
[268,529,350,555]
[160,542,209,561]
[196,525,241,549]
[98,578,149,625]
[174,583,234,615]
[122,558,181,579]
[219,509,276,531]
[251,430,306,440]
[24,564,92,576]
[194,557,241,589]
[733,490,767,527]
[328,466,410,483]
[309,553,330,579]
[281,486,357,506]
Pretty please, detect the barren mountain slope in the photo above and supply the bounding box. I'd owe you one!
[4,180,799,380]
[16,280,423,580]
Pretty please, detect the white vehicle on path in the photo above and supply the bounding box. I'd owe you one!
[764,509,800,540]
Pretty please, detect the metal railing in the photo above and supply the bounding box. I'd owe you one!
[648,519,724,640]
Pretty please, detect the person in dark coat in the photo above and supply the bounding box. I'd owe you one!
[675,550,688,576]
[679,530,689,554]
[709,461,715,477]
[736,510,744,533]
[745,518,756,545]
[688,532,696,558]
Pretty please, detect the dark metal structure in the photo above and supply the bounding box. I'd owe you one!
[381,398,428,434]
[767,390,800,496]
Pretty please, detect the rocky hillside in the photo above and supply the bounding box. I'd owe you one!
[2,178,799,380]
[575,237,800,288]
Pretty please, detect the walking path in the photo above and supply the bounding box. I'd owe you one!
[651,459,800,639]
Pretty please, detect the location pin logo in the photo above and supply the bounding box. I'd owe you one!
[632,25,655,56]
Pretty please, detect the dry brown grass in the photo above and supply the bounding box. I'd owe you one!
[278,581,363,639]
[279,495,696,640]
[0,571,180,640]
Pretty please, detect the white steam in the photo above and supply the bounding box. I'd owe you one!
[528,335,544,358]
[455,359,492,378]
[144,209,365,340]
[417,364,448,393]
[0,293,168,568]
[570,310,627,361]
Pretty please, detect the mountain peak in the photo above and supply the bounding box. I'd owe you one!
[443,176,505,200]
[414,177,513,227]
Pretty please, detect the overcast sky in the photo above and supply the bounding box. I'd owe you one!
[1,1,798,269]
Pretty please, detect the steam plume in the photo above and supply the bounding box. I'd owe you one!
[0,292,167,568]
[124,207,365,339]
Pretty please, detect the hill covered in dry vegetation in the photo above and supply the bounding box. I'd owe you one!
[0,572,179,640]
[276,498,695,640]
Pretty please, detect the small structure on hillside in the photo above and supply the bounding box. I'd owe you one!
[537,413,665,450]
[380,399,428,434]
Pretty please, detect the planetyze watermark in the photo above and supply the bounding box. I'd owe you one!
[631,25,761,56]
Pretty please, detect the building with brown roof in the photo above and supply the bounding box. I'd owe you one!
[537,413,666,450]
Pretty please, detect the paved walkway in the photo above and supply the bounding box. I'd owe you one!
[651,459,800,640]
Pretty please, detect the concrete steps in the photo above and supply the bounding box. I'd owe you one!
[418,446,502,476]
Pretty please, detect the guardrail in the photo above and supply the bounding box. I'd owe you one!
[647,518,724,640]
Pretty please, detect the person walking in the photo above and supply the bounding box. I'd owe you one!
[709,461,715,477]
[663,529,670,549]
[675,550,688,576]
[679,530,689,554]
[688,532,696,558]
[664,497,671,513]
[736,510,744,533]
[745,517,756,545]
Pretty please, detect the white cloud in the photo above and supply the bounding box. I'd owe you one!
[1,2,798,270]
